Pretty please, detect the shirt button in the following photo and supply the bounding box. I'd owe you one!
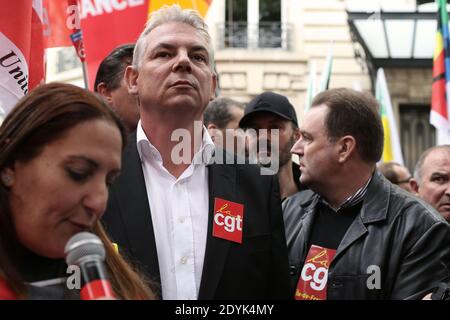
[330,280,342,288]
[179,217,185,223]
[289,265,297,276]
[180,257,187,264]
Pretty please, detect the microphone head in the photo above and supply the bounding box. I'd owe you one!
[65,232,105,266]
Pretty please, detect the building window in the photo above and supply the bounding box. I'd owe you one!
[56,47,81,73]
[258,0,282,48]
[400,104,436,171]
[221,0,289,49]
[224,0,248,48]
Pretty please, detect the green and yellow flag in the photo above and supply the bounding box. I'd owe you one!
[376,68,404,165]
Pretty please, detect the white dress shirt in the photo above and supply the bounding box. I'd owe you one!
[136,121,215,300]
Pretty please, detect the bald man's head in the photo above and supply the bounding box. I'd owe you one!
[411,145,450,222]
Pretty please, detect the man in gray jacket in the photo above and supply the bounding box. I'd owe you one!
[287,88,450,300]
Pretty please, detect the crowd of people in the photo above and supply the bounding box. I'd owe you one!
[0,5,449,300]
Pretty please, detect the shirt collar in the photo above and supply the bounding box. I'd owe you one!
[319,174,373,212]
[136,120,215,165]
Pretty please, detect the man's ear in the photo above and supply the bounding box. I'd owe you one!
[210,72,217,100]
[337,135,356,163]
[207,123,218,131]
[207,123,220,142]
[410,178,420,195]
[96,83,113,104]
[125,65,139,95]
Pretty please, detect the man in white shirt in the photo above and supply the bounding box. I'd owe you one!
[102,5,291,300]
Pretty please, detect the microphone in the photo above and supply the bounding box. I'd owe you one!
[65,232,115,300]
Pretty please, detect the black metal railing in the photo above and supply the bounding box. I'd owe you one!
[217,22,292,50]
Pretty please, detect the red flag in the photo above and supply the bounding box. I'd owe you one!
[0,0,45,116]
[431,0,450,144]
[43,0,73,48]
[80,0,149,89]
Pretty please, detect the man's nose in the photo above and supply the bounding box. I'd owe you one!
[445,181,450,197]
[290,138,304,156]
[173,50,192,73]
[258,129,271,141]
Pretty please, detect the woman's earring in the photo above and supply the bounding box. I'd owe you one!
[1,172,13,187]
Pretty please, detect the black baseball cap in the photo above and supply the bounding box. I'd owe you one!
[239,92,298,128]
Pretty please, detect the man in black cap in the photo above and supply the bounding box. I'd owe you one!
[239,91,302,200]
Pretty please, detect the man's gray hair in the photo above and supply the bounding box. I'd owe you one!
[132,4,214,70]
[413,145,450,184]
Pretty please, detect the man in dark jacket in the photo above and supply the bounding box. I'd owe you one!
[102,5,291,300]
[287,88,450,300]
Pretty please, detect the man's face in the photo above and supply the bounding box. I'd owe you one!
[291,105,339,191]
[110,77,140,133]
[417,149,450,221]
[393,164,413,193]
[128,22,216,119]
[208,105,244,153]
[225,105,244,131]
[244,112,299,168]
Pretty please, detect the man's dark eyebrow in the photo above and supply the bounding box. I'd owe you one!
[267,119,286,126]
[190,45,208,53]
[150,43,208,54]
[150,43,175,52]
[430,172,448,178]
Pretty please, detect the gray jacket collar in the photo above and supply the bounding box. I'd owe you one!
[360,170,390,224]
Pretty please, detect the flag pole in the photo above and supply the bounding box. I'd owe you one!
[81,60,89,89]
[68,0,88,89]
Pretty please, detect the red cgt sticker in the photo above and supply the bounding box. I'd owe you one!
[295,245,336,300]
[213,198,244,244]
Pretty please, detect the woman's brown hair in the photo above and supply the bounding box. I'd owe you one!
[0,83,154,299]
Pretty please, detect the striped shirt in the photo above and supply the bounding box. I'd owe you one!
[319,174,373,212]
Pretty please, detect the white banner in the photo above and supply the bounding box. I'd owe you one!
[0,32,29,117]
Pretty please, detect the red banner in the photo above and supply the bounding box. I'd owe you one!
[43,0,73,48]
[80,0,149,89]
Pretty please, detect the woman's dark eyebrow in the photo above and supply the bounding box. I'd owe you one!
[65,155,98,169]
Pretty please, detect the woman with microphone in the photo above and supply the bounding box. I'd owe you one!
[0,83,154,299]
